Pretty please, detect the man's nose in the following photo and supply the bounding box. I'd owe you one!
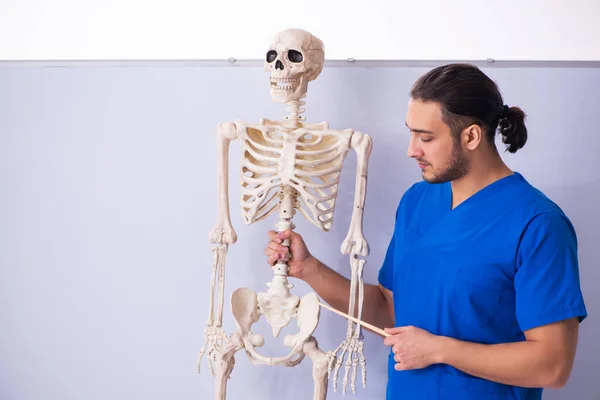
[407,136,422,158]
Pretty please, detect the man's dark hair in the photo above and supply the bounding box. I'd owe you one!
[410,63,527,153]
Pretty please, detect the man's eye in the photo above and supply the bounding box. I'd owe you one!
[421,137,433,142]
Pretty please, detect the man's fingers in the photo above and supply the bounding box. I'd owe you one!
[383,327,408,346]
[384,326,410,335]
[394,362,407,371]
[265,248,281,264]
[265,247,288,266]
[267,242,289,254]
[269,229,303,246]
[265,248,273,264]
[267,230,283,243]
[383,336,397,346]
[278,230,293,240]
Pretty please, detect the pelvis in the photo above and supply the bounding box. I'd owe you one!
[230,286,320,366]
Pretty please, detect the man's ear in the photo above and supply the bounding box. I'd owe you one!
[461,124,483,151]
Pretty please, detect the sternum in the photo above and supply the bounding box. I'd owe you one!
[278,137,297,185]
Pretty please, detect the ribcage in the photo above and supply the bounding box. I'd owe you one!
[240,127,283,225]
[240,125,352,231]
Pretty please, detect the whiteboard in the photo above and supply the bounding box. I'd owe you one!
[1,0,600,61]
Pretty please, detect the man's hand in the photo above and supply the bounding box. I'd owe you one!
[384,318,580,388]
[264,230,317,280]
[383,326,443,371]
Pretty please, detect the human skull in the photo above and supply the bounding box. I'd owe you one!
[264,28,325,103]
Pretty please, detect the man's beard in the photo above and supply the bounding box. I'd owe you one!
[422,140,470,184]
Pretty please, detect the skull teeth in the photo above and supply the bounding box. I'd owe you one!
[270,78,298,83]
[271,78,298,90]
[274,84,295,90]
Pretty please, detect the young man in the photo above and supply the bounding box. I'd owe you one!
[264,63,587,399]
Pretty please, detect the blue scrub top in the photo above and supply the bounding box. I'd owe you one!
[378,172,587,400]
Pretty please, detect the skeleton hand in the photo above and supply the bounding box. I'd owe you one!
[197,325,230,375]
[328,336,366,394]
[209,224,237,244]
[340,232,369,257]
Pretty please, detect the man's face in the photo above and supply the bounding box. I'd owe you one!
[405,99,470,184]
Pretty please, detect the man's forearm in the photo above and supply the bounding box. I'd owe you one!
[438,337,569,389]
[301,257,393,330]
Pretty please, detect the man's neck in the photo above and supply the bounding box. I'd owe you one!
[450,154,513,209]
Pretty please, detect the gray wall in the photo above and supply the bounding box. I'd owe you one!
[0,63,598,399]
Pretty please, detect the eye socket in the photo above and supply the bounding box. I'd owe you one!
[266,50,277,63]
[288,49,303,63]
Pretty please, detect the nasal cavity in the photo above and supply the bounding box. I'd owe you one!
[275,60,284,70]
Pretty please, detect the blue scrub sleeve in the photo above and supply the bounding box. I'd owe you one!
[378,201,404,291]
[377,183,419,292]
[378,233,396,291]
[514,211,587,332]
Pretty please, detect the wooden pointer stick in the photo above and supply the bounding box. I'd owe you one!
[318,301,390,338]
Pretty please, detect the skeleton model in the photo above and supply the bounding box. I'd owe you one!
[197,28,373,400]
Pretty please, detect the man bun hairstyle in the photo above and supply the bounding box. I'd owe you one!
[410,63,528,154]
[498,105,528,153]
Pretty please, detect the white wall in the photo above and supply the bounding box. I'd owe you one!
[1,63,599,400]
[1,0,599,61]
